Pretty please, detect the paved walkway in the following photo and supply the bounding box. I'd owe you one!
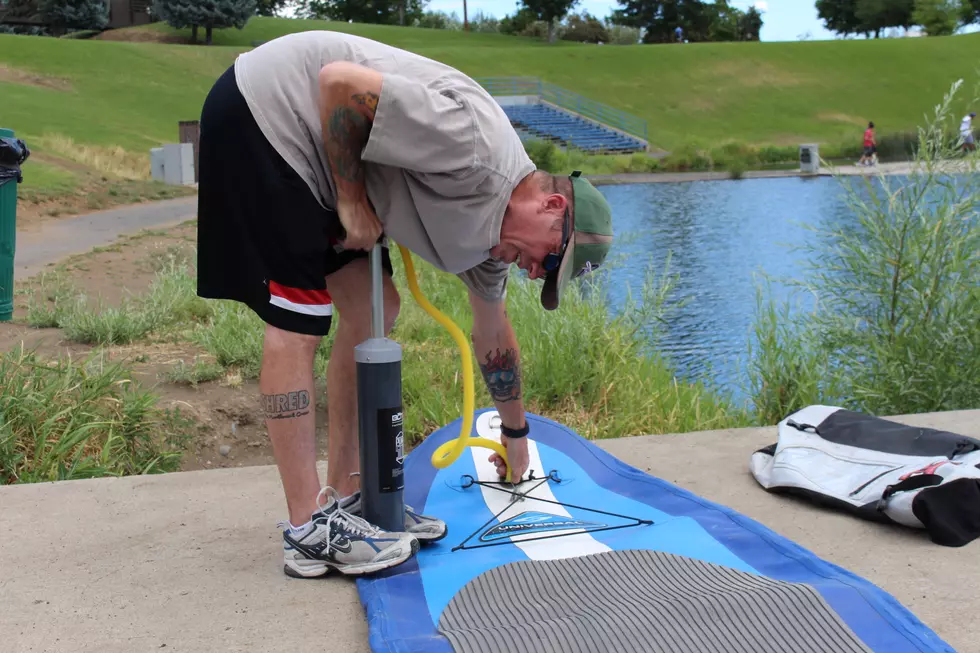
[2,408,977,652]
[590,159,976,186]
[13,196,197,281]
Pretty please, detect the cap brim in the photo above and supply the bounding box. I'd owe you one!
[540,232,576,311]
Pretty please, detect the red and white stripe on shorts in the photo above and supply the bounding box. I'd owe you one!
[268,281,333,317]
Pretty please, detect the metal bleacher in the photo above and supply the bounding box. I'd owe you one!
[475,77,649,154]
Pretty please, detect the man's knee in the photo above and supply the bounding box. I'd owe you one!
[263,323,322,357]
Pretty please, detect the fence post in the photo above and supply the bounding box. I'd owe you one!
[178,120,200,183]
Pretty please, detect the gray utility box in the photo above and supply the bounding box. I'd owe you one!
[799,144,820,174]
[150,143,195,185]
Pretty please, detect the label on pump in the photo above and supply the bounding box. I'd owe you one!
[377,406,405,492]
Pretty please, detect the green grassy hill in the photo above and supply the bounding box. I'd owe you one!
[1,16,978,205]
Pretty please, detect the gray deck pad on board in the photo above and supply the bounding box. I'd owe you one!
[438,549,872,653]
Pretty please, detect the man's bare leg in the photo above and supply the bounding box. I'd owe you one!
[260,324,322,526]
[324,257,400,498]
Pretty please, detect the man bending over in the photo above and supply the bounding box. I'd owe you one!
[195,31,614,578]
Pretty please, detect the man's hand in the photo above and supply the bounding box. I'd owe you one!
[489,432,530,484]
[337,199,383,251]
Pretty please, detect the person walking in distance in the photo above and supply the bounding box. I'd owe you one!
[961,112,976,153]
[857,121,877,167]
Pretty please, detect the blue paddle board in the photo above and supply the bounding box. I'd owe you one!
[355,409,954,653]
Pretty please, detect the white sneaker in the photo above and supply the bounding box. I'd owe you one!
[341,491,448,543]
[280,487,419,578]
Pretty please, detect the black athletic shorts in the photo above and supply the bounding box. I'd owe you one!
[195,64,391,337]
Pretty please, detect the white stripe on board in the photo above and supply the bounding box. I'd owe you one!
[269,295,334,316]
[470,411,610,560]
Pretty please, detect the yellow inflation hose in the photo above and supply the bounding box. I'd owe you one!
[397,243,511,479]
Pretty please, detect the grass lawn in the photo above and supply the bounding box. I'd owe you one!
[3,19,979,155]
[1,18,978,205]
[2,223,750,483]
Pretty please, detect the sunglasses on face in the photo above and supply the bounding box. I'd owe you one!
[542,204,570,273]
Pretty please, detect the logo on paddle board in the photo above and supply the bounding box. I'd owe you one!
[479,511,606,543]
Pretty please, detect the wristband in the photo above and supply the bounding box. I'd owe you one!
[500,421,530,439]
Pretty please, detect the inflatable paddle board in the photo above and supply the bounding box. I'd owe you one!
[356,409,956,653]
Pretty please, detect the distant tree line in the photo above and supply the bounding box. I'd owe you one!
[1,0,108,33]
[816,0,980,37]
[0,0,269,38]
[612,0,763,43]
[292,0,763,44]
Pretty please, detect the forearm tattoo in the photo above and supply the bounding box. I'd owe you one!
[261,390,311,420]
[479,348,522,403]
[325,91,378,185]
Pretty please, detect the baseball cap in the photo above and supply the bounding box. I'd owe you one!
[540,171,613,311]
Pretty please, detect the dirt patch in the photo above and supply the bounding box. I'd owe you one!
[2,222,319,473]
[95,26,191,44]
[710,60,807,88]
[816,112,867,126]
[0,64,73,92]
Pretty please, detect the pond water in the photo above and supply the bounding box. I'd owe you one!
[596,175,861,405]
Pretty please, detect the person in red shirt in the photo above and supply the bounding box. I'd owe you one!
[858,121,877,167]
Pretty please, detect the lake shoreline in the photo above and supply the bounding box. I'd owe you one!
[587,159,973,186]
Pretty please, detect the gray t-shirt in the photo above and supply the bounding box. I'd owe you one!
[233,30,535,301]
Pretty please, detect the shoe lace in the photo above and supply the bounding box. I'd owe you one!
[326,509,379,540]
[316,486,381,540]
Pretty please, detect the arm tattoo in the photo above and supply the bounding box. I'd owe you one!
[479,348,522,403]
[352,92,379,113]
[325,91,379,185]
[261,390,311,420]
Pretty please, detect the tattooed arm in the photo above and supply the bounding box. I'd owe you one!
[317,61,385,251]
[470,291,530,483]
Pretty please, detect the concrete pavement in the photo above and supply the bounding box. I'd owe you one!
[13,196,197,281]
[2,408,978,653]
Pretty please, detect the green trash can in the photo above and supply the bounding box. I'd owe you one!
[1,127,29,323]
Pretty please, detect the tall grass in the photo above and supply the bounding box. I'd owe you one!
[0,346,195,484]
[747,78,980,424]
[36,133,151,180]
[27,252,212,344]
[29,242,746,443]
[389,248,746,441]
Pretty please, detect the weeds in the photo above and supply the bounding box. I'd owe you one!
[0,347,196,484]
[166,356,226,386]
[746,78,980,421]
[36,133,151,181]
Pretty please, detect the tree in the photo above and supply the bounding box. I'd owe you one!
[520,0,579,42]
[253,0,288,15]
[961,0,980,24]
[499,6,536,34]
[855,0,914,37]
[815,0,864,36]
[561,11,607,42]
[152,0,256,44]
[0,0,39,22]
[612,0,762,43]
[37,0,107,30]
[912,0,963,35]
[297,0,425,25]
[739,5,762,40]
[0,0,45,33]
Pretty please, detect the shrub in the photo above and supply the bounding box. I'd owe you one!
[745,78,980,419]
